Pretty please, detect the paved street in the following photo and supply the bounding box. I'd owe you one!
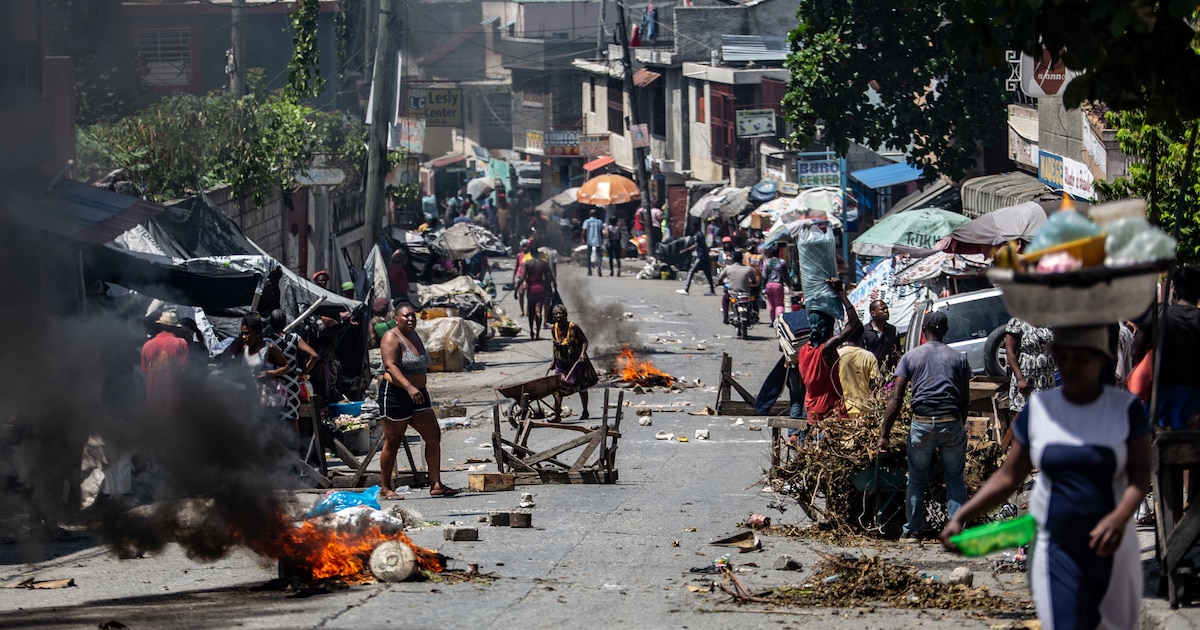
[0,258,1189,629]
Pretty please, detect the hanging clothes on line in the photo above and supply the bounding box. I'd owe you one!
[643,4,657,43]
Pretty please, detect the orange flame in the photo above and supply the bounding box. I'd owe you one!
[615,345,674,386]
[237,514,442,581]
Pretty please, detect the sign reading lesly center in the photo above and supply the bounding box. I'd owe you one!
[404,89,463,127]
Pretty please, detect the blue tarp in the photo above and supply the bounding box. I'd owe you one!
[849,162,922,190]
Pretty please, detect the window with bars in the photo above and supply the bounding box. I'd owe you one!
[607,77,624,135]
[137,28,192,87]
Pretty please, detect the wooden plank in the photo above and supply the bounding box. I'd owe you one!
[468,472,516,492]
[498,437,571,470]
[717,353,732,410]
[717,401,789,416]
[349,434,385,488]
[1165,510,1200,573]
[767,417,807,430]
[512,469,610,485]
[570,434,603,472]
[492,405,506,474]
[523,433,595,466]
[725,374,758,406]
[1157,441,1200,466]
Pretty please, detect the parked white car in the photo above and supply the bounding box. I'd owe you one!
[905,288,1012,376]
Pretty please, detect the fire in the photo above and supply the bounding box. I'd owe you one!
[615,345,674,387]
[237,514,442,582]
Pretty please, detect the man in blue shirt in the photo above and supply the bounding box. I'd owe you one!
[581,208,605,276]
[877,310,971,542]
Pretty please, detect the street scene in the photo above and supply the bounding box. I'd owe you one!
[4,0,1200,629]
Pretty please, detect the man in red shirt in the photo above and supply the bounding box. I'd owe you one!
[794,279,862,433]
[141,310,189,414]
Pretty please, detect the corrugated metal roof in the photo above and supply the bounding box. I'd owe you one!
[633,68,661,88]
[960,171,1048,218]
[7,177,165,245]
[850,162,922,189]
[720,35,788,62]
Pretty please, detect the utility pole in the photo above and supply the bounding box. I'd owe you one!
[227,0,246,97]
[364,0,399,258]
[614,1,655,254]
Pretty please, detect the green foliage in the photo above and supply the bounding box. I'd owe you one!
[783,0,1009,182]
[286,0,325,101]
[77,90,368,205]
[45,0,145,125]
[946,0,1200,122]
[1095,112,1200,263]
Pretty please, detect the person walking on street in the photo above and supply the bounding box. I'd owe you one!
[378,304,460,499]
[863,300,901,373]
[604,217,624,277]
[877,310,971,542]
[760,245,787,324]
[941,325,1150,630]
[141,310,190,415]
[676,221,715,295]
[582,209,605,276]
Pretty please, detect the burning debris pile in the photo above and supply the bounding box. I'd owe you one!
[746,553,1030,613]
[612,346,674,388]
[260,506,442,583]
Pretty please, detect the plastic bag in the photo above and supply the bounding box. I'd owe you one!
[795,226,843,319]
[1027,208,1100,252]
[304,485,381,519]
[1105,217,1177,266]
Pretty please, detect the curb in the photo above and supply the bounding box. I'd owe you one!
[1141,599,1200,630]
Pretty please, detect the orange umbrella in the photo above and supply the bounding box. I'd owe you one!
[577,174,641,205]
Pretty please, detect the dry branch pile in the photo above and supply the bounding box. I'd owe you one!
[770,388,1006,534]
[760,553,1030,613]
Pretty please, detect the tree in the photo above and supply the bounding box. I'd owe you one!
[45,0,145,125]
[782,0,1009,182]
[945,0,1200,123]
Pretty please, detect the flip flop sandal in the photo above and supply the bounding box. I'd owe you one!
[430,486,461,498]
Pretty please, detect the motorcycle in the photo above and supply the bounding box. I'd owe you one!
[726,290,759,339]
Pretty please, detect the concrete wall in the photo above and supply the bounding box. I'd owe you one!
[1036,97,1083,161]
[673,0,797,63]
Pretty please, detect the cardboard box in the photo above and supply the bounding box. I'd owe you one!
[750,213,773,230]
[428,349,467,373]
[468,472,516,492]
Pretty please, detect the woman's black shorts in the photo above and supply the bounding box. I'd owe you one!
[380,380,432,420]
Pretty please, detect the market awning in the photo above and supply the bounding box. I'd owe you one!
[583,156,615,172]
[850,162,923,190]
[6,176,166,245]
[633,68,661,88]
[959,171,1049,218]
[425,153,467,169]
[885,179,962,218]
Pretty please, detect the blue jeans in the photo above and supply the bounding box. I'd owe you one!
[904,420,967,538]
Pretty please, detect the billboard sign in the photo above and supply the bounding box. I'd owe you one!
[544,130,580,157]
[403,88,463,127]
[736,109,777,138]
[579,134,611,157]
[795,159,841,189]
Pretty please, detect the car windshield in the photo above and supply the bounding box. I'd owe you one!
[938,295,1010,345]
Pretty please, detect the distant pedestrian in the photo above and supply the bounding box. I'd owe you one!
[760,244,787,324]
[604,217,624,276]
[141,310,189,414]
[582,209,605,276]
[877,310,970,542]
[676,221,715,295]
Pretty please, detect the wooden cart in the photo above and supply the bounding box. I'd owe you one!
[490,388,623,484]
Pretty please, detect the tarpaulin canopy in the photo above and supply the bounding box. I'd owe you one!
[749,180,778,203]
[849,251,990,334]
[578,174,640,205]
[938,201,1047,255]
[689,186,750,219]
[851,207,969,257]
[432,223,508,261]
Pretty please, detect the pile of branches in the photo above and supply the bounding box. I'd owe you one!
[770,387,1007,533]
[758,553,1029,613]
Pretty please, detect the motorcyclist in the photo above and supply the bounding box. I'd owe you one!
[717,251,759,325]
